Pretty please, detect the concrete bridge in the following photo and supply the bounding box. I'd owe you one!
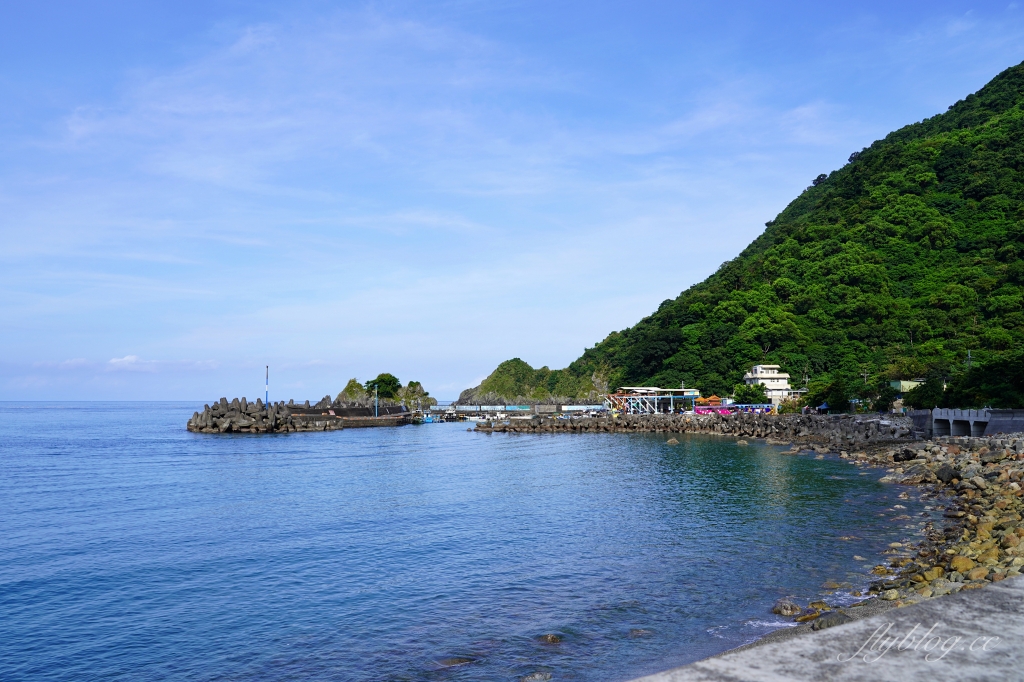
[909,408,1024,438]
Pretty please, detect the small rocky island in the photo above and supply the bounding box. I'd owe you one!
[187,374,435,434]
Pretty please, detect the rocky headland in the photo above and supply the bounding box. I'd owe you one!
[455,358,608,406]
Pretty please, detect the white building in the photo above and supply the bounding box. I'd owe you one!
[742,365,807,406]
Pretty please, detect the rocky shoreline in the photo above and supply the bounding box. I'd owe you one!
[475,413,1024,639]
[744,432,1024,648]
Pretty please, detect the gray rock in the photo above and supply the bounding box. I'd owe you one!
[893,447,916,462]
[934,463,959,483]
[772,598,802,616]
[981,449,1008,464]
[810,611,853,630]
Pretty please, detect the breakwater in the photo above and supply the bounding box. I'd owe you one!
[188,397,335,433]
[187,396,410,433]
[477,412,915,447]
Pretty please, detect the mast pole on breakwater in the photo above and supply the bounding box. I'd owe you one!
[375,386,378,417]
[266,366,269,406]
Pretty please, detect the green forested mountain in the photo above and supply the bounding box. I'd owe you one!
[468,61,1024,409]
[457,358,607,404]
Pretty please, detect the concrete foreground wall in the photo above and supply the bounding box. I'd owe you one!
[630,575,1023,682]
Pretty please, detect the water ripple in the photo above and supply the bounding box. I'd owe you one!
[0,403,932,681]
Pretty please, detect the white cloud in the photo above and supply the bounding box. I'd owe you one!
[5,5,1024,399]
[107,355,149,370]
[103,356,217,373]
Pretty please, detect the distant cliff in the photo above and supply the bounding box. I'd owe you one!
[457,358,608,405]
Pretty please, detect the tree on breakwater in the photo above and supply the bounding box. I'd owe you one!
[364,373,402,400]
[338,375,437,408]
[465,61,1024,410]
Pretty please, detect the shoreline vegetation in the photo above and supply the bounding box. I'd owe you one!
[474,413,1024,648]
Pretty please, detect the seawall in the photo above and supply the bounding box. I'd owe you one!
[476,413,916,447]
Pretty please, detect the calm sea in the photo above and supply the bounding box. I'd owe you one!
[0,403,937,681]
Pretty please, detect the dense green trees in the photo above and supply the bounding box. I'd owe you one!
[364,373,402,399]
[473,61,1024,409]
[339,375,436,406]
[458,358,605,404]
[732,382,769,404]
[903,349,1024,409]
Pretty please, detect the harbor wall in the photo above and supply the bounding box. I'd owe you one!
[476,412,917,447]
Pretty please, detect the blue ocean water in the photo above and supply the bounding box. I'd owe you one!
[1,403,937,681]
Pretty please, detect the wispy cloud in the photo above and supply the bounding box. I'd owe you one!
[4,4,1024,399]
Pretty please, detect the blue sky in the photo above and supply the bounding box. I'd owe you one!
[2,1,1024,401]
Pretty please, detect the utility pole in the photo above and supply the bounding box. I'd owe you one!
[860,371,870,384]
[374,386,378,417]
[967,350,972,369]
